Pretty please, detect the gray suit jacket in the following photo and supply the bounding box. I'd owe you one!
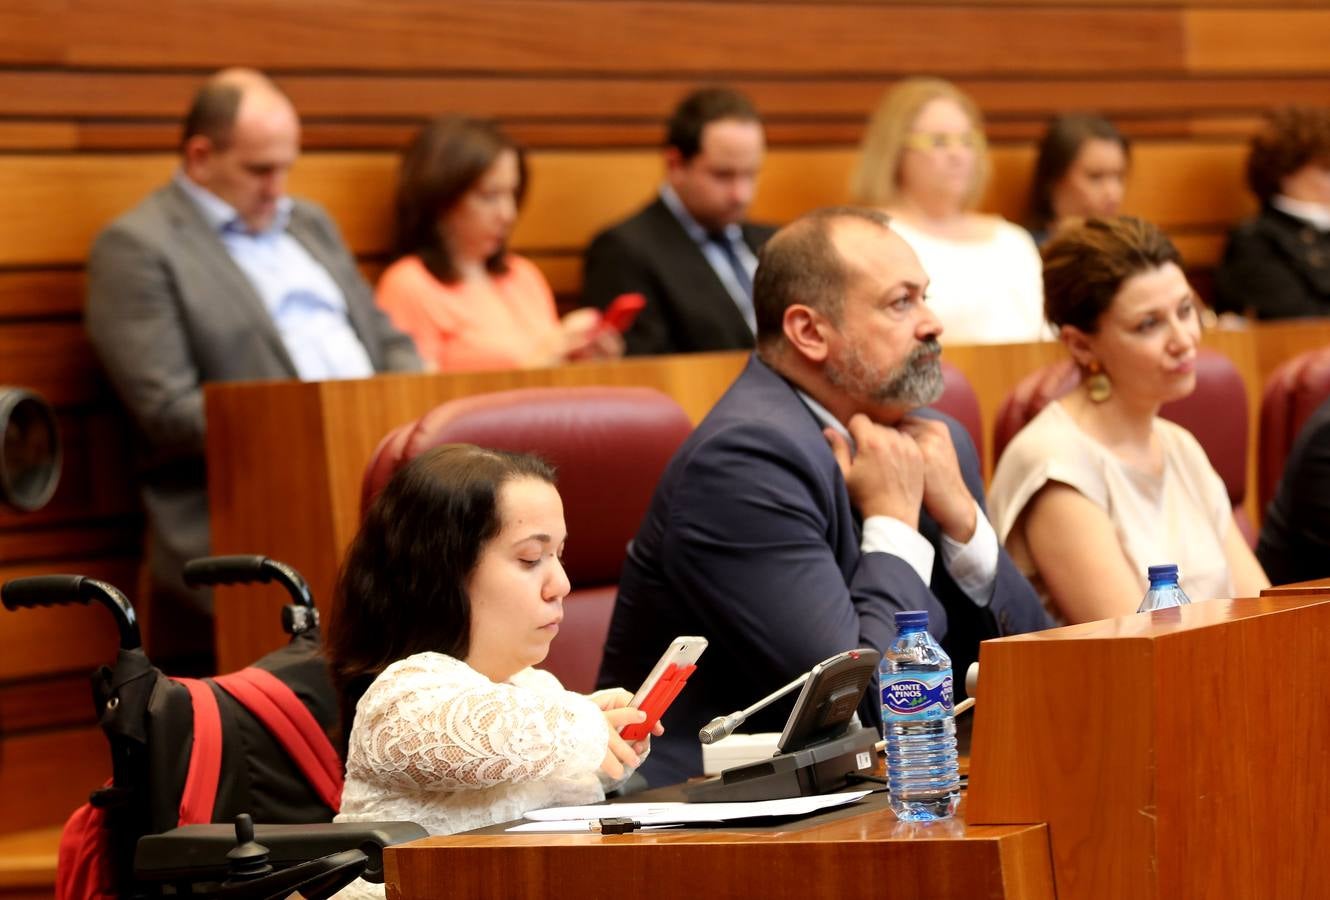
[86,181,420,611]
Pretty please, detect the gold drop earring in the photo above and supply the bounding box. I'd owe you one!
[1085,360,1112,404]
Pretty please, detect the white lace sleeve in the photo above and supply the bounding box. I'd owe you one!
[346,653,608,794]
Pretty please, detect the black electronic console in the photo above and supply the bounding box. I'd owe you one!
[684,648,881,803]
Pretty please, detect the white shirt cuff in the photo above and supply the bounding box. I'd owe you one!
[940,500,999,607]
[861,515,935,587]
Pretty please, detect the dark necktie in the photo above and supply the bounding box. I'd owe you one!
[708,231,756,331]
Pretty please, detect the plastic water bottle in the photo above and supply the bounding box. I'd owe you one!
[1137,563,1192,613]
[880,610,960,821]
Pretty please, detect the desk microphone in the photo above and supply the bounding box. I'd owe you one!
[698,671,810,744]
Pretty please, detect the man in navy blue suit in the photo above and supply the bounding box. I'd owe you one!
[598,207,1051,785]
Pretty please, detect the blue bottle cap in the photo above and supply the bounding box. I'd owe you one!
[1147,564,1179,580]
[894,610,929,629]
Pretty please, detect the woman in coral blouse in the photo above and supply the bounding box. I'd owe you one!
[378,116,621,371]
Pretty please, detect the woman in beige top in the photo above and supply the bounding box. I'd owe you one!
[988,217,1268,623]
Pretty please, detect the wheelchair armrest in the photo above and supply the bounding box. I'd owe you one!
[134,821,428,885]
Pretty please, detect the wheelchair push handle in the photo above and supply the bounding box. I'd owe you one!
[183,555,315,609]
[1,574,141,650]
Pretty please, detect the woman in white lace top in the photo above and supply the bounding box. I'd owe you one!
[327,445,657,898]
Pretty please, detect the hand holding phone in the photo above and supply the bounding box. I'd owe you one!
[620,635,707,741]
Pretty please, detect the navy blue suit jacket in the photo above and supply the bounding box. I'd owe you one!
[597,355,1050,785]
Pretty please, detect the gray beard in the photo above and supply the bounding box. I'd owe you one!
[826,338,944,409]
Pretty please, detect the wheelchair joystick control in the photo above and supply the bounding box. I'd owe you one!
[225,814,274,882]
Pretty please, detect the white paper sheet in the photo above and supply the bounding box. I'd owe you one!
[511,789,872,832]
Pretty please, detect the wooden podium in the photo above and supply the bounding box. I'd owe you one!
[386,793,1056,900]
[203,353,746,671]
[968,593,1330,899]
[381,593,1330,899]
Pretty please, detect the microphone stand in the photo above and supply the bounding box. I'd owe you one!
[698,672,809,744]
[685,654,881,804]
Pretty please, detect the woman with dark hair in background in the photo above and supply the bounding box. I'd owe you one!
[988,217,1267,624]
[377,116,621,370]
[327,444,655,897]
[1215,106,1330,319]
[850,77,1045,344]
[1025,113,1130,245]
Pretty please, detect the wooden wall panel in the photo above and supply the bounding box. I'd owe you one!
[0,727,110,833]
[58,2,1185,75]
[2,72,1327,148]
[0,143,1259,268]
[0,557,137,681]
[0,271,83,319]
[1,0,1328,860]
[1186,10,1330,72]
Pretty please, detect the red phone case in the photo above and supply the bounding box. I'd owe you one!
[603,293,646,333]
[620,662,697,741]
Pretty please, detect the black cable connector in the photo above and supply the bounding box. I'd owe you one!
[594,816,641,834]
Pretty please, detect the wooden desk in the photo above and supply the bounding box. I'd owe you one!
[1261,578,1330,597]
[385,793,1055,900]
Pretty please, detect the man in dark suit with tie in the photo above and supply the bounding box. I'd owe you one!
[597,207,1051,785]
[85,69,420,666]
[581,88,775,355]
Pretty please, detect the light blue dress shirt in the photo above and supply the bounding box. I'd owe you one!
[659,184,758,333]
[174,173,374,381]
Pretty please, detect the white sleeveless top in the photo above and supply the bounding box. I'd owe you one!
[890,217,1046,345]
[988,401,1235,622]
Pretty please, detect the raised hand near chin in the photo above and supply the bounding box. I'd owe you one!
[824,413,925,529]
[897,416,976,543]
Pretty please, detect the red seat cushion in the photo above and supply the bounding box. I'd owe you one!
[993,349,1252,541]
[937,361,984,470]
[359,386,694,692]
[1259,346,1330,512]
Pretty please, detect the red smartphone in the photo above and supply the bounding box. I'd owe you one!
[620,635,707,742]
[602,293,646,334]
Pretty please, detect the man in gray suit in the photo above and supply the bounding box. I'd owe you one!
[86,69,420,666]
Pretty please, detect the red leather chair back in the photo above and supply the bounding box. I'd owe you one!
[992,359,1080,464]
[993,349,1255,544]
[360,387,694,692]
[1259,345,1330,512]
[937,361,984,471]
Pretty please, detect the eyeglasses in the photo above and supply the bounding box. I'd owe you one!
[903,131,981,152]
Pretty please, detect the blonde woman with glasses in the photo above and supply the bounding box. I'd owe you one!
[852,78,1045,344]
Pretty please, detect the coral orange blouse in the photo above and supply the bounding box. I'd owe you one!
[375,254,561,372]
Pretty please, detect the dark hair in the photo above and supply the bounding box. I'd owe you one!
[1026,113,1130,232]
[181,83,243,151]
[1042,216,1183,334]
[753,206,893,349]
[179,69,290,152]
[392,115,528,284]
[665,87,762,162]
[1246,106,1330,202]
[326,443,556,752]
